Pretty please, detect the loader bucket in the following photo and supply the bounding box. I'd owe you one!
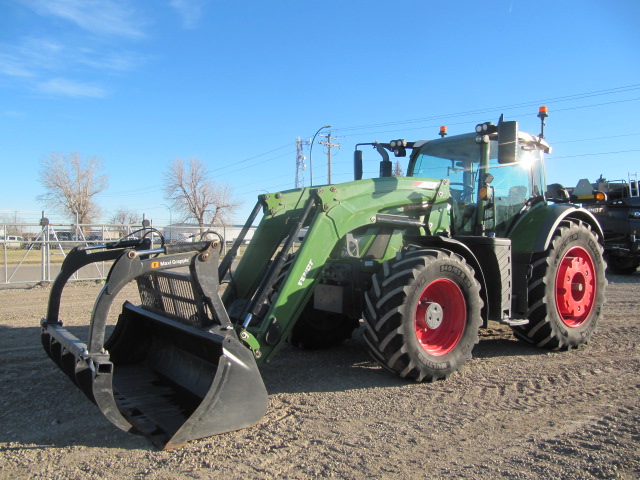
[41,240,268,449]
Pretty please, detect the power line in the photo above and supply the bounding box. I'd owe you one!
[189,84,640,183]
[552,132,640,144]
[208,143,292,173]
[99,151,296,201]
[99,129,640,201]
[236,171,296,194]
[215,150,296,178]
[548,149,640,160]
[335,97,640,140]
[331,83,640,133]
[99,84,640,203]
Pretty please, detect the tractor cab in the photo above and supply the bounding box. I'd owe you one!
[406,121,551,237]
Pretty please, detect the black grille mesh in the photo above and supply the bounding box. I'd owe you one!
[137,271,212,328]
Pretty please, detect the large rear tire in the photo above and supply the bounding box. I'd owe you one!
[363,248,483,382]
[512,220,606,349]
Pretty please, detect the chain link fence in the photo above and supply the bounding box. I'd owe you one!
[1,222,256,286]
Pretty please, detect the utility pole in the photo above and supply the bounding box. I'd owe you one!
[318,131,340,184]
[295,136,309,188]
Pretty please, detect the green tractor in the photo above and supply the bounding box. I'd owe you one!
[41,109,606,449]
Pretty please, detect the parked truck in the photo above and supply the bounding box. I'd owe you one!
[41,108,606,449]
[565,175,639,274]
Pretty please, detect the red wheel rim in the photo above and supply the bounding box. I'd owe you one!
[414,279,466,356]
[555,246,596,327]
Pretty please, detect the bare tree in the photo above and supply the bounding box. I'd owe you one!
[108,208,141,238]
[109,208,141,226]
[0,213,26,235]
[37,153,108,225]
[392,160,405,177]
[164,158,240,229]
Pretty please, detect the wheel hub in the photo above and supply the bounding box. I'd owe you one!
[414,278,466,356]
[423,302,443,329]
[555,246,596,327]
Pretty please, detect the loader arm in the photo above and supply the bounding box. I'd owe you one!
[226,176,450,363]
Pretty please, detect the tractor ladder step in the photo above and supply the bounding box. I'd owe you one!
[499,317,529,326]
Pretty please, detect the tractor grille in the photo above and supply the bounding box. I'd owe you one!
[137,271,213,328]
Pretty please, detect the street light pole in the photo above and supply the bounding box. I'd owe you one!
[309,124,331,187]
[162,203,172,241]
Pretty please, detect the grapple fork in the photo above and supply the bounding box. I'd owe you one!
[41,239,268,449]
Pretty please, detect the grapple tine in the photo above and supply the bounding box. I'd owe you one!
[42,329,81,388]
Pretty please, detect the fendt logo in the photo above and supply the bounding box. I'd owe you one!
[412,181,440,190]
[298,259,314,286]
[586,207,604,214]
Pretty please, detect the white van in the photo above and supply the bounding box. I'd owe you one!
[1,235,24,249]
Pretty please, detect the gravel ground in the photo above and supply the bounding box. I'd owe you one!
[1,273,639,479]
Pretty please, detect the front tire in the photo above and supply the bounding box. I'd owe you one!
[512,220,606,349]
[363,248,483,382]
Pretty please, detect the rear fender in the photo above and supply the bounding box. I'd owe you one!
[509,203,604,254]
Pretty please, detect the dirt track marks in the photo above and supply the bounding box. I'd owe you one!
[1,276,639,479]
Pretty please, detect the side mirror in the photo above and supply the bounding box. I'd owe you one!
[498,121,518,164]
[354,150,363,181]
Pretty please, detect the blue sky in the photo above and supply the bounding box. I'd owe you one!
[1,0,639,226]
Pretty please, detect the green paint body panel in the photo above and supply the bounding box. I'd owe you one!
[223,177,450,363]
[508,202,603,254]
[219,125,601,364]
[507,201,556,254]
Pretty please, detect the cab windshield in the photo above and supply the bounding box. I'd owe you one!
[410,133,545,236]
[411,133,485,204]
[411,133,489,233]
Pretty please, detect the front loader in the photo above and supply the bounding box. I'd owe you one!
[41,108,606,449]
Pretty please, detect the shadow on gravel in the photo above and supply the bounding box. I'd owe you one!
[259,337,406,395]
[1,319,563,449]
[605,271,640,284]
[260,325,554,395]
[473,336,546,359]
